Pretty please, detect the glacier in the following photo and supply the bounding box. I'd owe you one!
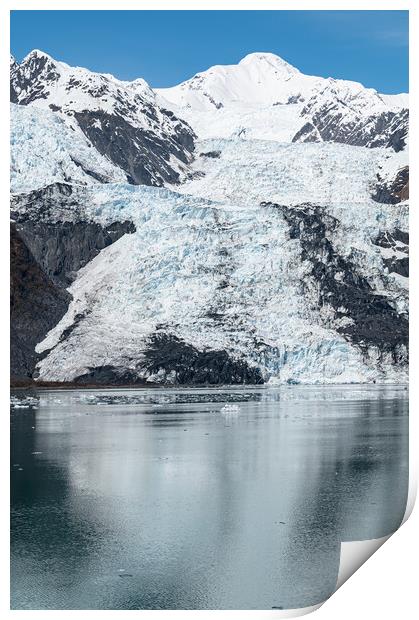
[10,50,409,385]
[10,104,126,192]
[32,143,408,385]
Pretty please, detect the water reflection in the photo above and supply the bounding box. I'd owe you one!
[11,385,408,610]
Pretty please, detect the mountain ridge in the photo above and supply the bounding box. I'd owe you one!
[157,51,407,110]
[155,51,408,152]
[11,49,196,186]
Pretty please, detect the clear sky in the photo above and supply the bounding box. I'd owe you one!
[10,10,409,93]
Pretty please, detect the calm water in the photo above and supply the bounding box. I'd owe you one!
[10,385,408,610]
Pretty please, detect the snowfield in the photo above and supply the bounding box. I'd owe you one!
[156,100,304,143]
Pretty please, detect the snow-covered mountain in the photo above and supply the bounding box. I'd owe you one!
[157,52,408,150]
[159,53,321,109]
[293,81,408,151]
[11,50,196,186]
[10,50,409,386]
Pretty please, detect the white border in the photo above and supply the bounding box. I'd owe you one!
[1,2,416,618]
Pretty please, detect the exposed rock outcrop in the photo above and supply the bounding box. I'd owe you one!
[74,110,194,186]
[373,229,409,278]
[142,333,264,385]
[15,218,135,286]
[372,166,409,204]
[10,183,137,381]
[293,108,408,152]
[10,223,70,382]
[265,202,408,365]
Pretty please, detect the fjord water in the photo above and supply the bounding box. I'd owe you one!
[11,385,408,610]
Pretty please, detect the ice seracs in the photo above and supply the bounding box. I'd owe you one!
[29,165,407,386]
[10,103,126,192]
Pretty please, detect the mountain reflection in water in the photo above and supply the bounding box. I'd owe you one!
[11,385,408,610]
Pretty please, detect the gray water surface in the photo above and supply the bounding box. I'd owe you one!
[10,385,408,610]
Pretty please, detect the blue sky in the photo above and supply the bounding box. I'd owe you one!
[10,10,408,93]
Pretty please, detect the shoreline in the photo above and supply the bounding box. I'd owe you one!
[10,381,409,392]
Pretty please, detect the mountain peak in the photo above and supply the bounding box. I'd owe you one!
[22,49,56,64]
[238,52,299,74]
[158,51,312,111]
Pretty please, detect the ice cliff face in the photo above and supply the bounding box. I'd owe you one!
[10,51,409,385]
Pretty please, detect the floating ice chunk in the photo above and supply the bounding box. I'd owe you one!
[221,403,240,414]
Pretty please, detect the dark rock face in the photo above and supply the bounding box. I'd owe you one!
[74,110,194,186]
[143,333,264,385]
[382,256,409,278]
[373,229,409,278]
[374,228,409,247]
[372,166,409,204]
[11,182,136,285]
[286,95,305,104]
[293,107,409,152]
[14,219,135,286]
[10,223,71,382]
[71,333,264,386]
[73,366,148,386]
[10,183,137,382]
[265,202,408,363]
[199,150,221,159]
[10,51,60,105]
[11,182,80,222]
[292,122,319,143]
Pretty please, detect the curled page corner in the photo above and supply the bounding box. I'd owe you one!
[402,469,417,526]
[266,602,324,618]
[333,466,415,596]
[214,602,324,619]
[335,535,391,591]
